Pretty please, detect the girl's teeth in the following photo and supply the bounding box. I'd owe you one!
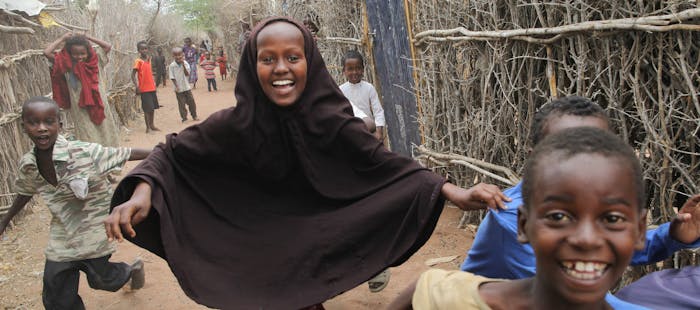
[561,261,608,280]
[272,80,293,86]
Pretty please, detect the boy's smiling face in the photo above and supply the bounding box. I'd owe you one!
[519,153,646,305]
[256,22,307,107]
[173,51,184,64]
[343,58,363,84]
[22,102,61,151]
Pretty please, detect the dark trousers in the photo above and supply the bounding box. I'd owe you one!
[154,72,167,87]
[176,90,197,120]
[206,78,217,91]
[43,255,131,310]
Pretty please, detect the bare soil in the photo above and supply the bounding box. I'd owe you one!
[0,72,474,309]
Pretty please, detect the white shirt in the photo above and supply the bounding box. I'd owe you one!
[349,101,368,119]
[168,60,192,93]
[339,81,385,126]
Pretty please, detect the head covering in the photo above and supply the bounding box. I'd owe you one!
[50,44,105,125]
[113,16,445,309]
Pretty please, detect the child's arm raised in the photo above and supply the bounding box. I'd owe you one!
[43,32,73,62]
[104,181,152,241]
[0,195,32,236]
[85,34,111,54]
[129,148,151,161]
[670,194,700,244]
[441,182,510,211]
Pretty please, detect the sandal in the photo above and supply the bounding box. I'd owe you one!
[368,269,390,293]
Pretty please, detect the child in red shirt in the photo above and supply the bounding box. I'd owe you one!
[131,41,160,133]
[199,51,218,92]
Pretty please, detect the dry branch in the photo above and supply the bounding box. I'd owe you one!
[416,145,519,185]
[414,7,700,45]
[0,24,34,34]
[1,9,40,27]
[0,49,44,68]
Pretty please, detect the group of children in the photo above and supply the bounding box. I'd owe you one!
[0,16,698,310]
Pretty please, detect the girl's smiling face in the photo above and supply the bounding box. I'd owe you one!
[256,22,307,107]
[518,153,646,306]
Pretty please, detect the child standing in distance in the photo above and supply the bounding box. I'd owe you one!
[182,37,198,89]
[152,47,167,87]
[104,17,509,309]
[43,32,120,147]
[216,50,227,80]
[391,127,649,309]
[199,51,218,92]
[131,41,160,133]
[340,50,385,141]
[169,47,198,122]
[0,97,152,309]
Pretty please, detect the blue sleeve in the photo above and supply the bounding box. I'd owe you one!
[630,222,700,265]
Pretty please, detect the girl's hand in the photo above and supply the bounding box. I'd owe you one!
[441,182,511,211]
[104,182,152,242]
[61,32,74,41]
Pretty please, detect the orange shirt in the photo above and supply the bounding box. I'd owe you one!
[133,58,156,92]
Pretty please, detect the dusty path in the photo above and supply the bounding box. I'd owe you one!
[0,69,473,309]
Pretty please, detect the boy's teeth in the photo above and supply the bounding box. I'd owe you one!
[561,261,608,280]
[272,80,293,86]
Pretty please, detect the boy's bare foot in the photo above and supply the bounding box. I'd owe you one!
[151,127,161,131]
[145,127,150,133]
[129,259,145,290]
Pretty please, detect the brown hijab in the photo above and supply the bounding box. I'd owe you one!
[112,17,446,309]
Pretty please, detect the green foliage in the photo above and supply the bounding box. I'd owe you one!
[169,0,219,32]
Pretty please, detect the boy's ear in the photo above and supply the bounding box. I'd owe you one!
[517,205,529,243]
[635,208,648,250]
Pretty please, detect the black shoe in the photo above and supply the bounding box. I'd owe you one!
[130,259,145,290]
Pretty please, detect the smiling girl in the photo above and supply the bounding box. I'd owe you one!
[104,17,509,309]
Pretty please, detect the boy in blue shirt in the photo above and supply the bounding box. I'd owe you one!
[461,96,700,308]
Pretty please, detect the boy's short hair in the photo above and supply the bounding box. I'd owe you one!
[21,96,60,120]
[522,127,645,210]
[342,50,364,69]
[136,41,148,49]
[64,35,91,57]
[172,47,183,54]
[530,96,609,146]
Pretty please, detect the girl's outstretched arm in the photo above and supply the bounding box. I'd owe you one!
[86,34,111,53]
[104,181,152,241]
[441,182,510,211]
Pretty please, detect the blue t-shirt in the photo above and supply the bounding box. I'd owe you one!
[461,181,700,309]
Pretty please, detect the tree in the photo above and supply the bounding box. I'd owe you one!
[169,0,219,33]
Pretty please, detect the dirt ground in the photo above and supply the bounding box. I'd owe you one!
[0,70,475,309]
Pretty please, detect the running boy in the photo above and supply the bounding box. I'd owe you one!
[169,47,198,122]
[339,50,385,141]
[391,127,650,309]
[200,51,218,92]
[132,41,160,133]
[0,97,151,309]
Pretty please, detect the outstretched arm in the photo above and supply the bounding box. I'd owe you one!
[0,195,32,236]
[85,34,111,53]
[43,32,73,62]
[441,182,510,211]
[104,181,152,241]
[128,148,151,161]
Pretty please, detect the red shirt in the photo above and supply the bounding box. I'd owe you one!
[133,58,156,92]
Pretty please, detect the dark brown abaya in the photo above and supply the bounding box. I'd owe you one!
[111,17,446,309]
